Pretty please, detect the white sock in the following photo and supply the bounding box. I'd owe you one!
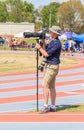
[51,105,55,109]
[44,104,48,107]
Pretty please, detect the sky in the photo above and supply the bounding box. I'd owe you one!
[25,0,84,8]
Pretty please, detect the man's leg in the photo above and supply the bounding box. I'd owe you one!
[43,86,49,106]
[40,86,50,114]
[50,87,56,105]
[40,67,50,114]
[49,87,56,112]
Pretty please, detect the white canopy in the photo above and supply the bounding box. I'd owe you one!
[14,30,31,38]
[59,34,67,40]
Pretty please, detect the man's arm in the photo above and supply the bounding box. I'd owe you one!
[35,43,49,57]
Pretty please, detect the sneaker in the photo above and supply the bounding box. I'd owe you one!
[49,107,56,112]
[40,106,50,114]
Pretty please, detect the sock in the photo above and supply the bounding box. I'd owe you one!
[44,104,48,107]
[51,105,55,109]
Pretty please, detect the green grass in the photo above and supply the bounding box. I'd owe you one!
[27,104,84,112]
[0,45,34,51]
[56,104,84,112]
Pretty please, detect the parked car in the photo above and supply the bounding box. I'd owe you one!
[0,37,5,45]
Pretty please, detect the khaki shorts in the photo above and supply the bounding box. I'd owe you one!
[42,63,59,88]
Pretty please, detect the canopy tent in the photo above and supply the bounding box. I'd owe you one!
[14,30,31,38]
[45,33,50,39]
[72,34,84,42]
[60,31,76,40]
[59,34,67,40]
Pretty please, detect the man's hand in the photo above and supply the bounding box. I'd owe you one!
[35,43,41,50]
[35,43,49,57]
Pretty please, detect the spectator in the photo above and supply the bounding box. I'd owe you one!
[69,40,74,56]
[63,40,69,55]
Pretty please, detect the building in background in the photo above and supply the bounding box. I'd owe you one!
[0,22,34,35]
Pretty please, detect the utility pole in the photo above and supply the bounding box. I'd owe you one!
[49,10,51,28]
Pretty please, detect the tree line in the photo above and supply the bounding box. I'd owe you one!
[0,0,84,33]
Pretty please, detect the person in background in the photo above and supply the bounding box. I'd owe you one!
[68,39,75,56]
[63,40,69,55]
[35,26,61,114]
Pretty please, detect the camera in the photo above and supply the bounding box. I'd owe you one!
[23,29,46,72]
[38,57,46,71]
[23,26,46,39]
[23,31,46,57]
[23,32,45,39]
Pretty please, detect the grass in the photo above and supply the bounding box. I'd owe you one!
[0,44,34,51]
[56,104,84,112]
[0,53,36,74]
[0,52,78,74]
[27,104,84,112]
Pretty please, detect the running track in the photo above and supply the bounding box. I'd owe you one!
[0,52,84,130]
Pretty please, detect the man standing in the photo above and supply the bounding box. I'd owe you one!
[35,26,61,114]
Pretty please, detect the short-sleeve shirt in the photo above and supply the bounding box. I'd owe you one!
[64,42,69,49]
[46,38,61,64]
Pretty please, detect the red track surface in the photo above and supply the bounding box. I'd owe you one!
[0,112,84,122]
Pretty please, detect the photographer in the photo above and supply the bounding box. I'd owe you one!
[35,26,61,114]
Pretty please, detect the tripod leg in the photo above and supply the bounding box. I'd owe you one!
[36,49,39,112]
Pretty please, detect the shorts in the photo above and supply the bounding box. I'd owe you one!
[70,47,73,51]
[65,48,68,51]
[42,63,59,88]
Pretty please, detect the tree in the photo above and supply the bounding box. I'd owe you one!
[33,8,43,31]
[57,0,84,33]
[22,1,34,22]
[3,0,35,23]
[41,2,60,30]
[0,2,7,22]
[4,0,23,22]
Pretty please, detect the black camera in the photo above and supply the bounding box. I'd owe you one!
[38,57,46,71]
[23,32,45,39]
[23,32,46,57]
[23,29,46,72]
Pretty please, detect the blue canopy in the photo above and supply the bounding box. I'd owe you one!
[72,34,84,42]
[60,31,76,40]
